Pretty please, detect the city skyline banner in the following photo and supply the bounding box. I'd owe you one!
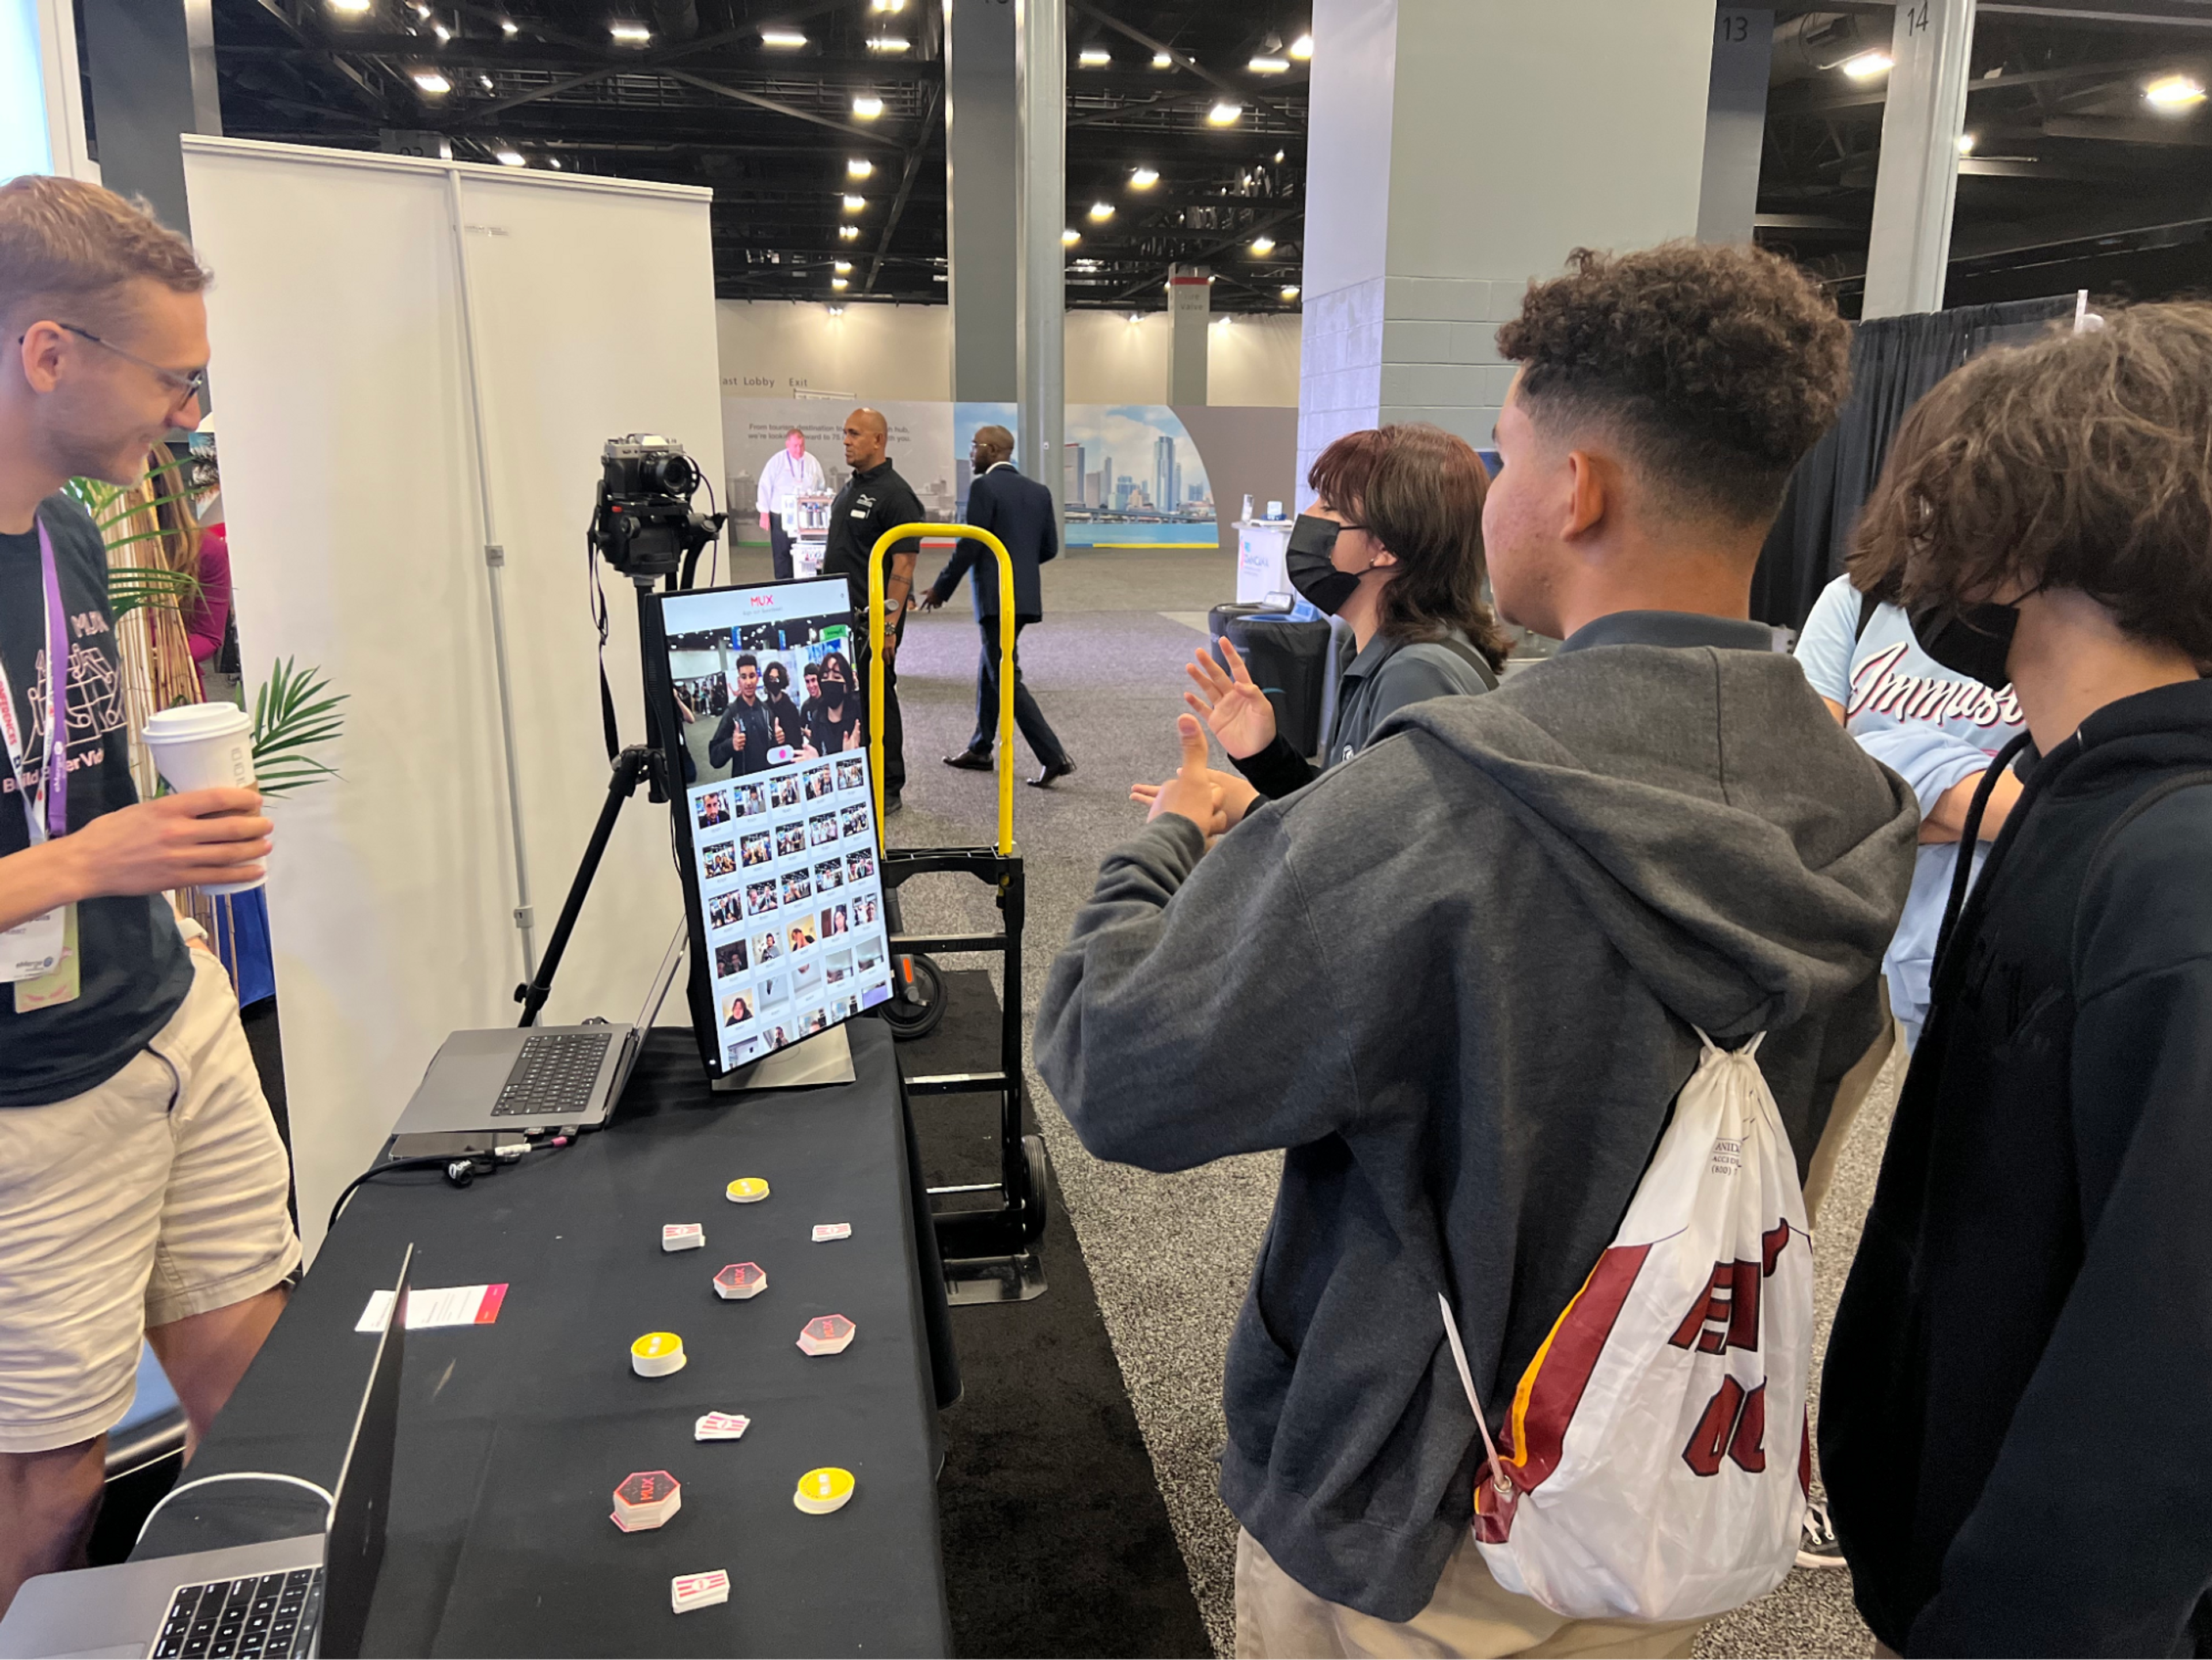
[721,396,1295,553]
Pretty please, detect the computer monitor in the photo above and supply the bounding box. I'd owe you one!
[649,578,897,1079]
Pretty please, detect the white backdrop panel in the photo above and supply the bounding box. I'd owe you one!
[181,138,723,1253]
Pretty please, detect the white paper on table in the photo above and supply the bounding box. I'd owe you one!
[355,1283,509,1332]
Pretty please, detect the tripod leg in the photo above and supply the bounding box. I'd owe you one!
[516,746,654,1027]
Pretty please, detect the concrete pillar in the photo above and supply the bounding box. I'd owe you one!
[1862,0,1976,319]
[1014,0,1064,530]
[1168,263,1210,405]
[946,0,1019,402]
[1697,8,1774,245]
[80,0,222,235]
[1297,0,1713,504]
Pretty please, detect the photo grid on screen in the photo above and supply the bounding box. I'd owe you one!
[664,578,896,1069]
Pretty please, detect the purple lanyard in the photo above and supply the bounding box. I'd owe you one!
[9,520,70,841]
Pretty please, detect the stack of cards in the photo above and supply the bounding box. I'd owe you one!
[714,1262,767,1301]
[793,1467,855,1515]
[694,1411,751,1442]
[725,1178,771,1204]
[811,1223,852,1243]
[631,1331,687,1378]
[671,1570,730,1614]
[662,1223,706,1253]
[797,1314,855,1356]
[612,1470,682,1532]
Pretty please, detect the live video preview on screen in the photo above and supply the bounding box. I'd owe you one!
[659,578,893,1072]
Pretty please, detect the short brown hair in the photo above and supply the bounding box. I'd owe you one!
[1851,302,2212,663]
[1309,422,1511,669]
[1497,241,1849,527]
[0,175,208,334]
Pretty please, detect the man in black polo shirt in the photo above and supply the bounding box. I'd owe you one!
[0,177,298,1615]
[817,407,922,811]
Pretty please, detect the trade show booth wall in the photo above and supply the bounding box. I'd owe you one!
[180,136,725,1252]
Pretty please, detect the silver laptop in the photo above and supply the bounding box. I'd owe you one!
[0,1249,412,1660]
[388,927,685,1139]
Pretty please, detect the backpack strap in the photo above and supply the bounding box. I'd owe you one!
[1425,634,1501,691]
[1853,589,1880,644]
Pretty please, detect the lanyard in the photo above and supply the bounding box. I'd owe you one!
[0,517,69,846]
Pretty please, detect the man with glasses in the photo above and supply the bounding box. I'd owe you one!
[0,176,299,1616]
[817,407,923,811]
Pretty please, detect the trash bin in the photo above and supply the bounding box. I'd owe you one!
[1207,603,1336,758]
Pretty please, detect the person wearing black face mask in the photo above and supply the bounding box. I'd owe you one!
[800,648,864,757]
[1135,425,1509,820]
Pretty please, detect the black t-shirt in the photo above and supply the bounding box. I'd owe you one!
[820,459,925,620]
[0,496,193,1106]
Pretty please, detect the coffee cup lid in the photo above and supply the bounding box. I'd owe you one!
[143,703,252,743]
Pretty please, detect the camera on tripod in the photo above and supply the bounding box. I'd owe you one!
[589,434,725,584]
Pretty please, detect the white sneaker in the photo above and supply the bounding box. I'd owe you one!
[1797,1498,1847,1570]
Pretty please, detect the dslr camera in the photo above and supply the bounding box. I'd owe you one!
[589,434,726,583]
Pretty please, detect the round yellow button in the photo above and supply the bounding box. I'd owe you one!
[630,1332,687,1378]
[793,1466,855,1515]
[726,1178,771,1204]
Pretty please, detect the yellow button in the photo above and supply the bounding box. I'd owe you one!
[633,1332,683,1359]
[793,1466,855,1514]
[726,1178,771,1204]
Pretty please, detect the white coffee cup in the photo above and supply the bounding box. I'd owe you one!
[141,702,265,895]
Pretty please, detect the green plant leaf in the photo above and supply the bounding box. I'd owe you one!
[107,565,203,622]
[251,656,349,800]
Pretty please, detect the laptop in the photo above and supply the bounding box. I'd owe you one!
[388,925,685,1140]
[0,1249,412,1660]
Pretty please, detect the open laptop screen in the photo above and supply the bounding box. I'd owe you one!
[652,579,896,1077]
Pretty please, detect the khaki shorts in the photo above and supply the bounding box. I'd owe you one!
[0,948,301,1453]
[1235,1527,1703,1660]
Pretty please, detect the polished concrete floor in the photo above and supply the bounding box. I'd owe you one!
[735,543,1891,1658]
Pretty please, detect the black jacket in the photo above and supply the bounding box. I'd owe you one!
[1822,678,2212,1658]
[820,458,926,620]
[931,462,1057,621]
[709,695,773,776]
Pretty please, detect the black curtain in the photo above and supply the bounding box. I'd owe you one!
[1750,294,2078,630]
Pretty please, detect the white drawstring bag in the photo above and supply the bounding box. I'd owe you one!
[1440,1031,1815,1622]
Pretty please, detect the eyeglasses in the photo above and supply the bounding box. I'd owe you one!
[40,322,209,411]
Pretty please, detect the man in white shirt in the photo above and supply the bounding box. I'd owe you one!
[755,426,826,580]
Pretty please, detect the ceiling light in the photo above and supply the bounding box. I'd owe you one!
[327,0,371,12]
[431,21,450,40]
[831,277,849,289]
[412,69,451,93]
[1128,312,1143,324]
[827,304,844,315]
[499,15,517,31]
[1280,285,1300,300]
[1248,55,1289,73]
[839,224,861,240]
[1840,50,1892,80]
[1078,47,1111,66]
[1249,235,1275,255]
[843,194,866,210]
[1062,228,1081,245]
[870,0,906,10]
[412,3,427,14]
[1130,166,1158,188]
[1207,102,1242,124]
[852,94,884,119]
[846,157,873,178]
[609,20,650,43]
[1088,201,1114,221]
[1956,131,1976,154]
[2145,72,2207,109]
[866,36,910,52]
[478,72,492,88]
[1289,32,1312,60]
[1273,149,1284,162]
[495,148,525,165]
[760,28,806,47]
[1150,50,1171,68]
[548,156,562,168]
[834,259,853,273]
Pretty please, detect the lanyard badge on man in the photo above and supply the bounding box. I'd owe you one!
[0,517,79,1006]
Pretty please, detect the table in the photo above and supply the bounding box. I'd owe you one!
[136,1020,957,1657]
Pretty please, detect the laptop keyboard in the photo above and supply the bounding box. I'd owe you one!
[150,1566,321,1659]
[489,1031,612,1117]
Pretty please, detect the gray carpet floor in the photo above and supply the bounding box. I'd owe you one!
[736,544,1893,1657]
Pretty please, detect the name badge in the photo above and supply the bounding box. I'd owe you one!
[1,905,64,982]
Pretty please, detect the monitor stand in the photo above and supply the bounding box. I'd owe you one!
[712,1023,855,1092]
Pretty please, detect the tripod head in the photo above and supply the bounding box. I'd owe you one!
[589,434,726,586]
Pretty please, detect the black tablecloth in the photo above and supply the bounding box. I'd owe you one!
[135,1020,955,1657]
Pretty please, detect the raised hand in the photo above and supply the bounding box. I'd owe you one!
[1145,714,1232,839]
[1184,637,1278,760]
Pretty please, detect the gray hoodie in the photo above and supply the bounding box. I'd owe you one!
[1035,634,1917,1622]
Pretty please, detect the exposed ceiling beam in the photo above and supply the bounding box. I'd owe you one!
[1107,203,1300,300]
[658,65,904,144]
[864,79,942,294]
[1066,0,1306,133]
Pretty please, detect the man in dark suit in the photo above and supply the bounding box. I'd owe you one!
[920,425,1075,787]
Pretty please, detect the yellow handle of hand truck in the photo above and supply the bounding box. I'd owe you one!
[868,523,1017,857]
